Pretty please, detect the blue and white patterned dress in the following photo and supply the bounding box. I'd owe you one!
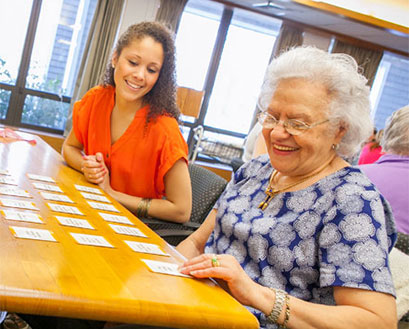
[205,154,397,329]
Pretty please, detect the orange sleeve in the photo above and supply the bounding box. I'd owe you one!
[72,86,114,156]
[156,118,188,195]
[72,87,99,151]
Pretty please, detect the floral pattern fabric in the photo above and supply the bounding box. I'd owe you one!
[205,154,397,329]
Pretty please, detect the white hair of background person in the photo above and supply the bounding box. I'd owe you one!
[242,122,263,162]
[381,105,409,156]
[257,46,373,159]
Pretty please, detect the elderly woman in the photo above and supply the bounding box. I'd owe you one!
[178,47,397,329]
[360,105,409,234]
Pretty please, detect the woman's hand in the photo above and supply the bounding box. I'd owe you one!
[81,152,107,184]
[98,162,112,194]
[179,253,260,307]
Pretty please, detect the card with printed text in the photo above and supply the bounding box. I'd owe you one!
[109,224,146,237]
[99,213,133,225]
[74,185,103,195]
[55,216,94,229]
[0,186,31,198]
[80,192,111,203]
[0,176,18,185]
[48,203,84,215]
[10,226,56,242]
[70,233,114,248]
[125,241,169,256]
[141,259,190,278]
[32,182,63,193]
[87,201,119,213]
[0,198,38,210]
[27,174,56,183]
[40,192,74,203]
[1,210,43,223]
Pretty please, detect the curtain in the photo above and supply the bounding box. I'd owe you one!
[64,0,125,135]
[271,23,304,58]
[331,39,383,87]
[155,0,187,33]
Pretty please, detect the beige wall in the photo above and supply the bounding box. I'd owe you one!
[117,0,160,37]
[303,30,332,50]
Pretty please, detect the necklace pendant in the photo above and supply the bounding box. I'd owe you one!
[258,194,272,210]
[259,189,279,211]
[258,199,269,210]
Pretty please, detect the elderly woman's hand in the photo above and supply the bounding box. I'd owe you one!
[179,253,260,307]
[81,152,107,184]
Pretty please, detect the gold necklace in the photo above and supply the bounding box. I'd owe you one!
[258,155,336,211]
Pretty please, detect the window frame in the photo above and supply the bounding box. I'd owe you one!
[0,0,91,135]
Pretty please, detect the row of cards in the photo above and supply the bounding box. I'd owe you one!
[0,184,110,203]
[0,198,119,214]
[7,224,188,277]
[0,171,188,278]
[8,226,187,277]
[1,209,137,230]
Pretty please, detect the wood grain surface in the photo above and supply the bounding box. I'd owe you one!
[0,132,258,329]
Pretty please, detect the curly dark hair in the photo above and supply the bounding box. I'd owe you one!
[101,21,179,123]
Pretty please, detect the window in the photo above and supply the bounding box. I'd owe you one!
[175,3,222,91]
[370,51,409,130]
[175,0,222,130]
[176,0,281,163]
[204,8,279,135]
[0,0,97,133]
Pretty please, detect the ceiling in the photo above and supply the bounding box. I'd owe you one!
[215,0,409,55]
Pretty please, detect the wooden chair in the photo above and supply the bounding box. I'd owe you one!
[176,86,204,119]
[176,87,205,163]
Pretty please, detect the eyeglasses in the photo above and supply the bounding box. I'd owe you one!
[257,111,329,136]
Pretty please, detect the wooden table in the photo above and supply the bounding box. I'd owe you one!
[0,130,259,329]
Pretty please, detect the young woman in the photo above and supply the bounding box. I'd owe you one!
[62,22,192,223]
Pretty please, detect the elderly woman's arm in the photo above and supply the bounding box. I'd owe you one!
[176,210,217,259]
[180,255,397,329]
[290,286,396,329]
[274,286,396,329]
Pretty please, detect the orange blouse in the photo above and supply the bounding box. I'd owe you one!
[73,85,188,199]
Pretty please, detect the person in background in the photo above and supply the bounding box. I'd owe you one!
[176,46,397,329]
[358,128,385,164]
[62,21,191,224]
[360,105,409,234]
[230,121,267,172]
[242,121,266,162]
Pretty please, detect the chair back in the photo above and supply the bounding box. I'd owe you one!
[140,164,228,246]
[176,86,204,118]
[188,163,228,224]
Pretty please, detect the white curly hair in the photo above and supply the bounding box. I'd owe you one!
[381,105,409,156]
[258,46,373,158]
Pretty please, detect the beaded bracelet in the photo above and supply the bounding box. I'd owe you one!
[282,293,291,328]
[267,288,286,324]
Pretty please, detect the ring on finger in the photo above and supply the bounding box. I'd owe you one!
[211,255,220,267]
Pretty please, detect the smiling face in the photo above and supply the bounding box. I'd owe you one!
[111,36,164,107]
[262,78,345,177]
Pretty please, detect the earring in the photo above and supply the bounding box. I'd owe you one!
[112,64,115,69]
[331,144,339,150]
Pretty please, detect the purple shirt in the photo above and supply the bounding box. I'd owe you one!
[360,154,409,234]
